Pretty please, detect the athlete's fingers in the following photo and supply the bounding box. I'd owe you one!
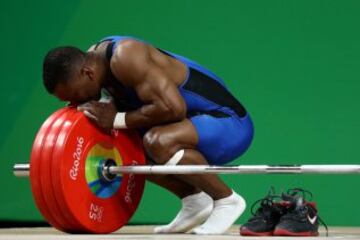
[83,110,98,121]
[77,105,99,121]
[77,105,91,112]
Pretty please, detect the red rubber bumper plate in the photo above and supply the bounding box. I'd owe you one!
[30,107,146,233]
[53,108,145,233]
[30,108,68,231]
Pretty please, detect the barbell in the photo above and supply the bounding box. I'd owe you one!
[13,107,360,234]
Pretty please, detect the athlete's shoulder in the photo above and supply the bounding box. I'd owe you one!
[112,38,150,62]
[110,39,151,86]
[99,35,146,57]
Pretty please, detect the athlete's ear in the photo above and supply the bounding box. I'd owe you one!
[81,66,94,81]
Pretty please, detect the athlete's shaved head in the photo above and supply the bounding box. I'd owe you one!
[42,46,106,104]
[42,46,85,94]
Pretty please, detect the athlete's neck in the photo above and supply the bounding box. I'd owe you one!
[85,51,111,86]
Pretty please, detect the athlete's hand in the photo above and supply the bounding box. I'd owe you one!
[77,100,117,133]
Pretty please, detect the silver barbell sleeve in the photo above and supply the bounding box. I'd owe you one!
[13,164,31,177]
[13,163,360,177]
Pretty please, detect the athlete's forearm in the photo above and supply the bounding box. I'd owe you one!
[114,103,185,129]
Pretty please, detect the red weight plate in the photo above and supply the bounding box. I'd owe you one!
[40,108,81,232]
[30,108,68,231]
[51,108,85,232]
[55,110,146,233]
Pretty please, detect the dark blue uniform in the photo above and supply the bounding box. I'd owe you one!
[97,36,254,165]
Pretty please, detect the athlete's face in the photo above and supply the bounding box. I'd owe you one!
[54,67,101,104]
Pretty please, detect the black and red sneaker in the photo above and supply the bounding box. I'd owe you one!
[240,189,287,236]
[274,189,328,236]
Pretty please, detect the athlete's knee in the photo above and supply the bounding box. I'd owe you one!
[143,128,178,164]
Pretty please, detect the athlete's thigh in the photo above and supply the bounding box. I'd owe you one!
[190,113,253,165]
[144,118,199,151]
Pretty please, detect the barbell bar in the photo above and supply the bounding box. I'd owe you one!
[13,163,360,177]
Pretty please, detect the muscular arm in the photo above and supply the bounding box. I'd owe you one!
[110,40,187,129]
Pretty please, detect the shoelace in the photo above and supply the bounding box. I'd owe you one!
[250,188,283,220]
[286,188,313,201]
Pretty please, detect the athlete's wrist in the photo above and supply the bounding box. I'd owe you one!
[113,112,127,129]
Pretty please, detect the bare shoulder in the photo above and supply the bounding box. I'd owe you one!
[110,39,152,86]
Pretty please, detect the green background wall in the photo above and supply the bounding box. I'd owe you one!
[1,0,359,226]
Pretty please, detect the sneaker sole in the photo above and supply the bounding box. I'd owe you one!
[274,228,319,236]
[240,227,273,236]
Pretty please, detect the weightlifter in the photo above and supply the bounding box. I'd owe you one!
[42,36,254,234]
